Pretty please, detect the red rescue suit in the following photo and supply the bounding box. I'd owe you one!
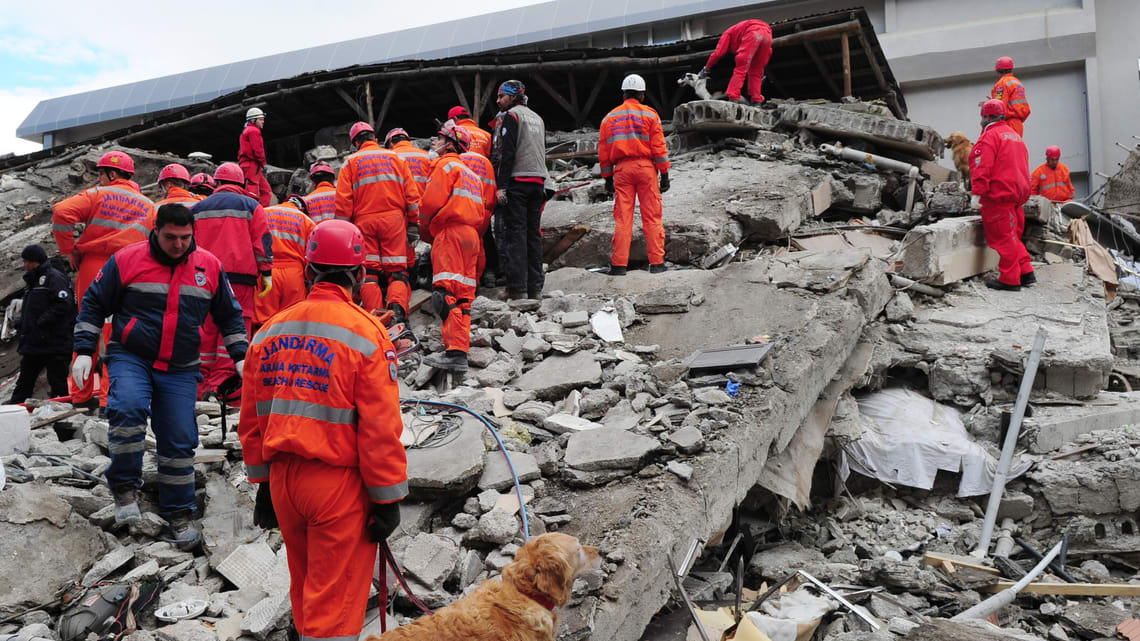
[419,155,485,353]
[991,73,1031,137]
[155,186,202,208]
[238,282,407,641]
[239,123,272,206]
[53,178,156,405]
[391,140,432,267]
[304,182,337,223]
[1030,162,1075,203]
[458,151,497,280]
[454,118,492,158]
[599,98,670,267]
[971,120,1033,286]
[706,20,773,102]
[254,201,316,326]
[334,141,420,314]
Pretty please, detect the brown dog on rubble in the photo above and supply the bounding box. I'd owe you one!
[374,532,601,641]
[945,131,973,191]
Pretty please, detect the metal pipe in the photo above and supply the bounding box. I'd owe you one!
[819,143,921,215]
[797,571,881,630]
[1014,536,1077,583]
[953,541,1062,620]
[993,518,1016,558]
[973,328,1047,558]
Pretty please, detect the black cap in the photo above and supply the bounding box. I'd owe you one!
[21,244,47,264]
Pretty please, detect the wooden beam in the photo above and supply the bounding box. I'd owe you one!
[854,26,889,93]
[531,73,578,120]
[798,25,842,100]
[921,552,1001,577]
[477,76,498,125]
[334,87,369,121]
[365,81,374,124]
[978,581,1140,597]
[840,33,852,97]
[568,73,579,114]
[375,79,400,133]
[450,76,469,113]
[577,68,609,127]
[473,72,482,122]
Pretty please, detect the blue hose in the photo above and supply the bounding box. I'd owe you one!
[399,399,531,540]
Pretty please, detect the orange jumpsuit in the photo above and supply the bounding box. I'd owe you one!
[991,73,1031,137]
[598,98,670,267]
[304,181,337,222]
[391,140,431,267]
[53,178,156,405]
[254,201,316,326]
[238,281,407,641]
[419,155,485,353]
[1030,162,1075,203]
[454,118,492,158]
[155,186,202,208]
[333,140,420,314]
[459,151,497,280]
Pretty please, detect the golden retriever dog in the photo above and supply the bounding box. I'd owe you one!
[375,532,601,641]
[945,131,973,190]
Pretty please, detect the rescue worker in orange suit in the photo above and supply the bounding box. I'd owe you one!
[334,122,420,321]
[238,219,407,641]
[419,124,485,373]
[1031,146,1076,203]
[53,150,156,408]
[189,173,216,198]
[459,144,497,283]
[191,162,274,398]
[238,107,273,206]
[990,57,1030,137]
[385,128,432,271]
[599,74,671,275]
[447,106,492,158]
[304,164,338,223]
[698,19,773,105]
[156,164,202,208]
[972,100,1034,291]
[254,196,316,328]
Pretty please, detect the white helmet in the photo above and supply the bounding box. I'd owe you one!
[621,74,647,92]
[246,107,265,121]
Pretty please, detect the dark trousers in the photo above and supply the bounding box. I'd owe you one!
[8,353,69,403]
[494,180,545,296]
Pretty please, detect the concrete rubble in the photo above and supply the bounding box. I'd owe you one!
[1,87,1138,641]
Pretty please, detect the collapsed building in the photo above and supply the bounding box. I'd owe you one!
[3,7,1140,641]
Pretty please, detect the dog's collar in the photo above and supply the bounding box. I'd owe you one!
[521,590,557,612]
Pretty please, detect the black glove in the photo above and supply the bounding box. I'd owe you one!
[659,173,671,194]
[367,501,401,542]
[253,482,278,529]
[604,176,614,194]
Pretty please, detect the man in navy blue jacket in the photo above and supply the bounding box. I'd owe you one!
[74,204,247,548]
[6,244,75,403]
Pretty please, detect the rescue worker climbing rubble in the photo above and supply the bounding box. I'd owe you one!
[699,19,773,105]
[335,121,420,320]
[385,127,432,271]
[304,163,337,223]
[458,141,497,283]
[155,163,202,208]
[238,219,407,641]
[1030,145,1076,203]
[990,57,1031,137]
[253,195,316,328]
[419,123,485,373]
[599,74,671,276]
[447,106,492,158]
[52,150,156,408]
[971,99,1034,291]
[191,162,274,399]
[75,203,247,548]
[239,107,273,206]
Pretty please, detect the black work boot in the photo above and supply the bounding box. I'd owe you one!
[424,350,469,372]
[112,485,141,526]
[648,263,667,274]
[167,509,201,550]
[985,278,1020,292]
[607,265,627,276]
[1021,272,1037,286]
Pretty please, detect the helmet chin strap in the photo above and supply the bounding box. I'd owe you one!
[306,264,364,296]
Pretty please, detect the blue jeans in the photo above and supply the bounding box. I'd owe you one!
[104,350,201,512]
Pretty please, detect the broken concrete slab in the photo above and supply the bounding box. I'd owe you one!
[1028,457,1140,515]
[633,287,691,314]
[780,103,944,160]
[673,100,778,134]
[544,413,603,434]
[563,428,658,471]
[1022,391,1140,453]
[200,476,259,568]
[900,216,998,285]
[215,541,276,592]
[906,619,1047,641]
[516,351,602,400]
[477,451,540,491]
[406,415,486,498]
[81,544,136,587]
[400,533,461,589]
[0,481,73,526]
[156,620,220,641]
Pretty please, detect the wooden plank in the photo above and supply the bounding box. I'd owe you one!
[801,36,843,100]
[30,408,86,430]
[978,581,1140,596]
[365,81,374,123]
[334,87,369,121]
[195,448,228,464]
[408,289,431,314]
[450,76,470,113]
[375,79,400,133]
[577,69,609,127]
[532,73,578,120]
[921,552,1001,576]
[840,33,852,97]
[543,224,590,263]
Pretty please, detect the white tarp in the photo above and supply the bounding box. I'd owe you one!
[839,388,1031,496]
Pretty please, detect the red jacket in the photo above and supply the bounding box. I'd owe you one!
[238,281,408,504]
[52,178,156,258]
[190,184,274,284]
[598,98,670,178]
[970,121,1030,204]
[1030,162,1075,202]
[304,181,337,222]
[459,151,497,231]
[991,73,1030,124]
[418,154,485,242]
[265,201,316,268]
[334,141,420,222]
[706,20,772,69]
[238,123,267,167]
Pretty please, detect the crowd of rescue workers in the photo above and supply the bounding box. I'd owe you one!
[4,17,1078,640]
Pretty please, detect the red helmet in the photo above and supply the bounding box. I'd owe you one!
[1045,145,1061,159]
[158,163,190,183]
[384,127,409,147]
[309,163,334,178]
[307,220,365,267]
[214,162,246,184]
[995,56,1014,72]
[437,122,471,153]
[189,172,215,192]
[447,106,470,121]
[96,150,135,175]
[981,99,1006,118]
[349,121,375,143]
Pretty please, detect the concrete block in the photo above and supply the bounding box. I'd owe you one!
[406,416,486,498]
[401,533,460,589]
[900,215,999,285]
[673,100,778,134]
[516,351,603,400]
[926,181,970,215]
[478,451,540,490]
[1024,391,1140,453]
[781,103,944,160]
[563,428,658,471]
[1023,195,1053,225]
[544,413,604,434]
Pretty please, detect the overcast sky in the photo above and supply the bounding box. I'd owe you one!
[0,1,544,156]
